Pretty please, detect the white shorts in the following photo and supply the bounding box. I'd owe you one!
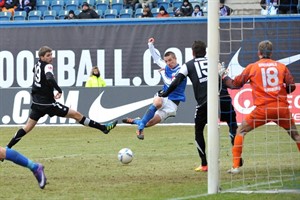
[156,97,178,122]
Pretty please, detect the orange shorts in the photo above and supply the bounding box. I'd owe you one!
[245,101,295,130]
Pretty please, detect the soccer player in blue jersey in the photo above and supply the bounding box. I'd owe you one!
[0,146,46,189]
[6,46,117,149]
[122,37,187,140]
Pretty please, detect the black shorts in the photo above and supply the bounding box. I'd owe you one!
[29,102,69,121]
[220,97,237,123]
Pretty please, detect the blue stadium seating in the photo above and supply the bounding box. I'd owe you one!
[65,0,80,11]
[119,8,133,18]
[95,9,104,18]
[151,7,160,17]
[36,0,50,13]
[134,8,143,18]
[111,0,123,15]
[58,10,69,19]
[172,0,183,9]
[0,11,12,21]
[13,11,27,21]
[167,7,174,17]
[43,10,57,20]
[85,0,95,7]
[104,9,118,18]
[157,0,171,10]
[28,10,42,20]
[95,0,109,14]
[51,0,65,14]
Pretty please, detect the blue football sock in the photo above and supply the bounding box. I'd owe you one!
[138,105,157,130]
[133,119,141,126]
[5,148,38,172]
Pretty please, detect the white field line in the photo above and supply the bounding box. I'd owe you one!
[166,179,300,200]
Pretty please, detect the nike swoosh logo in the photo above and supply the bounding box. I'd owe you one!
[227,48,244,79]
[228,48,300,79]
[89,91,153,122]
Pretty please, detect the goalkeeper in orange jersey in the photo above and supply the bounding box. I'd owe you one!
[220,40,300,174]
[0,146,46,189]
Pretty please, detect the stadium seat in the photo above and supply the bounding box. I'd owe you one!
[167,7,174,17]
[0,11,12,21]
[157,0,171,10]
[95,0,109,13]
[58,10,69,19]
[151,7,160,17]
[36,0,50,13]
[190,0,202,9]
[85,0,95,7]
[28,10,42,20]
[65,0,80,11]
[13,11,27,21]
[75,10,81,15]
[51,0,65,14]
[172,0,183,9]
[119,8,133,18]
[104,9,118,18]
[111,0,123,15]
[134,8,143,18]
[43,10,57,20]
[95,9,103,18]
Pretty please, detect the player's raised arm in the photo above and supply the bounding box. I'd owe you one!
[148,37,167,69]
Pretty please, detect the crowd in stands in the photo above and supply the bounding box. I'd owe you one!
[260,0,299,15]
[0,0,299,21]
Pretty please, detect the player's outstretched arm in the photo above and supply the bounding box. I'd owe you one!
[148,37,166,69]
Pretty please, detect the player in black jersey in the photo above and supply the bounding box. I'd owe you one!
[6,46,117,149]
[159,41,239,172]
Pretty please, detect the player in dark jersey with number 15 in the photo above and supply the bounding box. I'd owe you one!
[159,40,238,172]
[6,46,118,149]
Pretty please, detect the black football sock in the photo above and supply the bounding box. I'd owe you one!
[79,116,106,131]
[7,128,27,148]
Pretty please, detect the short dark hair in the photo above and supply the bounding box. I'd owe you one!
[192,40,206,58]
[38,46,52,57]
[164,51,176,58]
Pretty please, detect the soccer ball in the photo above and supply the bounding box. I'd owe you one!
[118,148,133,164]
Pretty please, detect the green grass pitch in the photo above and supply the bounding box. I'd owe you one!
[0,125,299,200]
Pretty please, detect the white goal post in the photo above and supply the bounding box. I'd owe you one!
[207,0,220,194]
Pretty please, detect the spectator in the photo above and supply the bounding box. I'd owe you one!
[191,4,203,17]
[157,5,170,18]
[219,0,233,16]
[174,7,183,17]
[277,0,298,14]
[180,0,193,17]
[124,0,138,10]
[78,2,99,19]
[15,0,35,15]
[85,66,106,87]
[2,0,18,16]
[136,0,155,10]
[141,6,153,17]
[260,0,278,15]
[64,10,78,19]
[0,0,5,11]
